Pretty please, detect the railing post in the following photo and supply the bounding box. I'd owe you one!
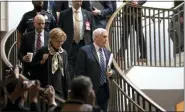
[0,2,3,112]
[0,1,2,81]
[0,1,3,82]
[0,56,2,81]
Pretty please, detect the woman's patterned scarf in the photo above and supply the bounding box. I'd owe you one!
[48,42,64,75]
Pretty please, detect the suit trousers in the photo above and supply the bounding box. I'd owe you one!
[119,14,147,59]
[96,83,109,112]
[169,19,184,53]
[68,40,85,79]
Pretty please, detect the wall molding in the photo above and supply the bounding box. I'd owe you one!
[0,2,8,31]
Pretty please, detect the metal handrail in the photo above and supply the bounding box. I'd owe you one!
[8,41,17,61]
[149,2,184,17]
[173,2,184,10]
[106,3,166,111]
[112,79,145,111]
[1,28,16,67]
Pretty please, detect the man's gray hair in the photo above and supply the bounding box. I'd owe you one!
[93,28,107,41]
[70,76,93,101]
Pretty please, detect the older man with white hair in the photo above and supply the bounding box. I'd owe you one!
[75,28,114,112]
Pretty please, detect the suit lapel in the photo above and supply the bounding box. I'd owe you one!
[44,31,48,46]
[82,9,87,30]
[69,8,74,38]
[31,31,36,53]
[91,44,99,65]
[103,48,109,67]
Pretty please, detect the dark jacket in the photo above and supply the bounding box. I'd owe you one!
[18,30,49,78]
[75,44,115,96]
[124,0,147,16]
[31,46,71,99]
[91,1,113,28]
[43,1,69,20]
[2,98,40,112]
[17,9,56,33]
[62,100,102,112]
[58,8,95,55]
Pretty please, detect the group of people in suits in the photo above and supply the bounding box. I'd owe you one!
[18,14,114,112]
[17,0,150,111]
[17,0,116,111]
[42,0,116,26]
[17,0,116,78]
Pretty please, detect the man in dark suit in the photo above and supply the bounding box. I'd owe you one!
[90,1,113,28]
[17,0,56,49]
[119,0,147,61]
[18,14,49,78]
[75,28,115,112]
[82,1,116,16]
[58,0,95,79]
[43,1,69,23]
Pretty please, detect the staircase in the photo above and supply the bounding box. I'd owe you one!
[105,2,184,111]
[1,2,184,112]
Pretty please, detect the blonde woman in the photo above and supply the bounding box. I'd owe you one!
[31,28,70,100]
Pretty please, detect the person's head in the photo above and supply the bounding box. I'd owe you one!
[32,0,44,11]
[93,28,108,47]
[4,78,28,104]
[34,14,45,33]
[69,76,94,103]
[72,0,82,10]
[49,28,67,49]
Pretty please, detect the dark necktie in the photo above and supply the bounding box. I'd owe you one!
[36,33,42,51]
[99,48,106,85]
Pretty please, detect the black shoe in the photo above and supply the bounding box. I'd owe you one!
[138,58,147,62]
[181,46,184,52]
[139,55,146,60]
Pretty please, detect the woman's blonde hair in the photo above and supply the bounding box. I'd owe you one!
[49,28,67,42]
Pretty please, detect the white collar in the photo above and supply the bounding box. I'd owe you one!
[35,30,44,36]
[93,42,102,52]
[72,7,82,13]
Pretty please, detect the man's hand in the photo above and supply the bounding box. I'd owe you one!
[87,89,96,106]
[126,1,138,7]
[9,80,29,102]
[40,53,49,64]
[180,17,183,24]
[46,85,57,106]
[68,90,71,99]
[56,12,60,24]
[92,7,101,16]
[28,80,40,103]
[23,55,31,62]
[14,65,20,79]
[106,70,114,78]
